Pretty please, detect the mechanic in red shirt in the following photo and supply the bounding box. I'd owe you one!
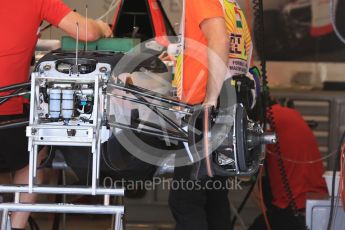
[249,103,328,230]
[0,1,112,229]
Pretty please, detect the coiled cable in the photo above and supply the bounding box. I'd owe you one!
[330,0,345,44]
[253,0,301,226]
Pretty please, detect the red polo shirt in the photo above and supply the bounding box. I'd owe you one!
[0,0,71,115]
[267,104,328,209]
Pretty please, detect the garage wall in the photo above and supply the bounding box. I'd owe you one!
[40,0,182,40]
[40,0,345,84]
[264,61,345,89]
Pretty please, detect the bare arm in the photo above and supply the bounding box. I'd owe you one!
[200,17,229,107]
[58,11,112,42]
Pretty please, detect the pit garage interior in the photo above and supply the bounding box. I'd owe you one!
[0,0,345,230]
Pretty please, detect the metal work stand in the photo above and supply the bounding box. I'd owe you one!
[0,71,125,230]
[0,164,124,230]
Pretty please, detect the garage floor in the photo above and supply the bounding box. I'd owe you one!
[32,215,244,230]
[31,214,176,230]
[1,173,257,230]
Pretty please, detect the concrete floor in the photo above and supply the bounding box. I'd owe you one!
[28,214,176,230]
[30,215,245,230]
[1,172,257,230]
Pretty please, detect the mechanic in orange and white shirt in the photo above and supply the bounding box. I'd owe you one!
[169,0,252,229]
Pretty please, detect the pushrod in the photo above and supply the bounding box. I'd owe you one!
[134,94,188,137]
[108,83,192,109]
[108,122,188,142]
[0,121,29,130]
[107,93,191,115]
[0,82,30,93]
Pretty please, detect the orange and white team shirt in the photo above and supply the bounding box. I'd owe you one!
[222,0,253,76]
[174,0,252,105]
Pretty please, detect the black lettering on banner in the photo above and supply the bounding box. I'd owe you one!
[229,65,247,73]
[229,33,242,54]
[233,60,245,66]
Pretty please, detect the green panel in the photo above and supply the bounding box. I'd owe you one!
[97,38,140,52]
[61,36,140,52]
[61,36,96,51]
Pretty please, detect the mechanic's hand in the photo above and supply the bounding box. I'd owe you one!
[96,20,113,38]
[158,51,176,62]
[202,99,218,108]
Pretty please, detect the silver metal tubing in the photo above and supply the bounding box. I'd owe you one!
[0,88,26,105]
[96,84,103,183]
[134,94,188,137]
[91,145,97,195]
[104,195,110,206]
[76,22,79,67]
[35,76,96,83]
[130,83,191,107]
[0,209,8,230]
[62,170,67,230]
[33,146,38,179]
[107,93,191,115]
[28,146,35,193]
[96,143,101,193]
[92,81,101,195]
[108,122,188,142]
[31,142,93,147]
[29,124,95,129]
[0,186,124,196]
[114,214,122,230]
[134,119,181,135]
[14,193,20,204]
[108,83,192,108]
[0,203,124,215]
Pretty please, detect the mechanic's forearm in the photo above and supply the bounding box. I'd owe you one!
[58,12,111,42]
[204,38,229,106]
